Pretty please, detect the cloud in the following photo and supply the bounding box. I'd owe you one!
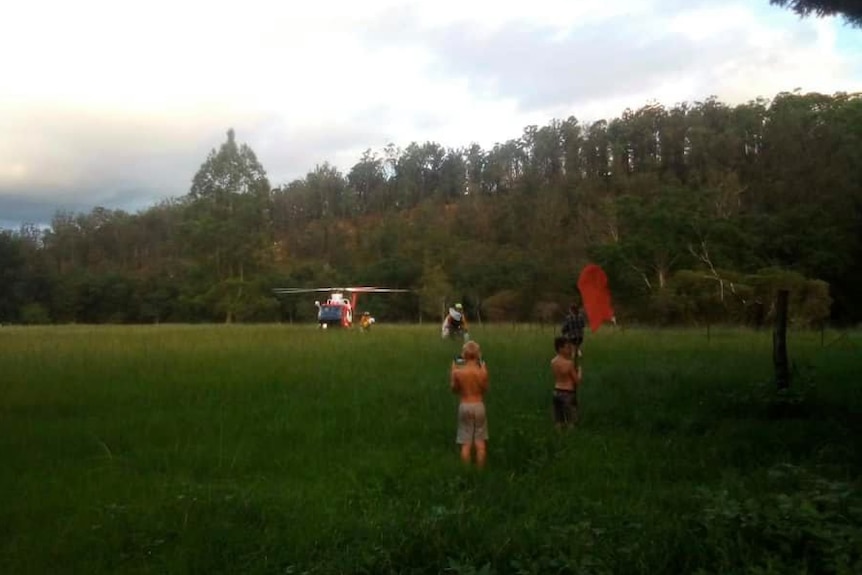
[368,3,859,118]
[0,0,860,228]
[0,102,223,199]
[0,189,150,231]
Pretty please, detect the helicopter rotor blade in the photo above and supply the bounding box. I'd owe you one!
[344,287,410,293]
[272,287,341,295]
[273,286,410,295]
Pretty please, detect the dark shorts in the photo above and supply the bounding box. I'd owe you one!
[552,388,578,424]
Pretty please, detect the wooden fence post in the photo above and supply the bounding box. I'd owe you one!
[773,289,790,390]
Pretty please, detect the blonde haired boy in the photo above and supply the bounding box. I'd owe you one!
[450,340,489,467]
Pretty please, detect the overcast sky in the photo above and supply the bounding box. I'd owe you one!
[1,0,860,229]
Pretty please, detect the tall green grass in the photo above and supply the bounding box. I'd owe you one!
[0,325,859,574]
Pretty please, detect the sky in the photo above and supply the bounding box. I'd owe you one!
[1,0,860,229]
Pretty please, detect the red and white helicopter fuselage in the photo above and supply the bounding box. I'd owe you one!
[315,292,355,328]
[272,286,408,328]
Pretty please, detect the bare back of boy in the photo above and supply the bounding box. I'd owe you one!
[450,341,489,467]
[451,363,488,403]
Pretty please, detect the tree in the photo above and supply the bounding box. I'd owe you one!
[0,232,25,322]
[597,184,704,293]
[417,260,453,322]
[464,143,486,195]
[305,163,349,220]
[438,148,467,201]
[769,0,862,27]
[8,92,861,325]
[347,149,387,214]
[393,142,446,206]
[190,129,270,202]
[186,129,273,322]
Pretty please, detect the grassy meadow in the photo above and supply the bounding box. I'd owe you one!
[0,324,860,574]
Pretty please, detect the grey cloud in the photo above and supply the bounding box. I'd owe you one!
[361,3,817,115]
[0,187,155,229]
[0,107,396,228]
[0,151,207,228]
[413,19,739,110]
[252,114,392,184]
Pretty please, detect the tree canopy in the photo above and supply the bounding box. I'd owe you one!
[769,0,862,27]
[2,91,860,327]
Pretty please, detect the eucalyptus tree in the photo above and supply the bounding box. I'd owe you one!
[186,128,274,322]
[347,149,387,214]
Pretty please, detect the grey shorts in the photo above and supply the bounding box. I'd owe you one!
[456,402,488,444]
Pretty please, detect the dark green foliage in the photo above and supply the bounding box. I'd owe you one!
[1,92,861,325]
[653,268,833,327]
[695,465,862,574]
[769,0,862,27]
[0,231,25,322]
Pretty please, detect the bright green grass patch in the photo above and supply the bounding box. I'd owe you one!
[0,325,860,574]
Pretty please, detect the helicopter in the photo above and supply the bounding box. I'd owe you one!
[272,286,409,328]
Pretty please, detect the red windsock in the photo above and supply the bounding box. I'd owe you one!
[577,264,615,332]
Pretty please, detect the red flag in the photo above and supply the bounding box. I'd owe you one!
[577,264,615,332]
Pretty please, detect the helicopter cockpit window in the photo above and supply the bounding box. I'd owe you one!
[319,305,343,321]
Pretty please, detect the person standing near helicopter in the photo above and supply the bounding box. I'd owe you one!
[441,303,469,340]
[360,311,375,332]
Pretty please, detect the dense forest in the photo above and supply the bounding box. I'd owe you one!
[1,91,860,326]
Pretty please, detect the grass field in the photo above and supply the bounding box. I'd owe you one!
[1,324,860,574]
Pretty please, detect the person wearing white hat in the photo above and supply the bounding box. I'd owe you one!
[441,303,469,340]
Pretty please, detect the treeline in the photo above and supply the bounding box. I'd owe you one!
[1,91,860,326]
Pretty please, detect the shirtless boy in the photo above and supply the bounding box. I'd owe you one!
[450,340,489,467]
[551,336,582,428]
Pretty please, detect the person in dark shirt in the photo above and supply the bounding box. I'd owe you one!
[561,303,586,357]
